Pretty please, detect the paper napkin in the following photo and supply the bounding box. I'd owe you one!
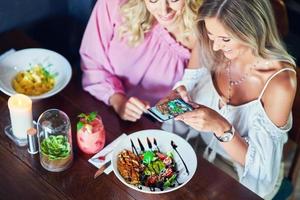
[89,133,127,174]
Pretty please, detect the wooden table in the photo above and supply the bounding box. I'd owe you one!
[0,30,261,200]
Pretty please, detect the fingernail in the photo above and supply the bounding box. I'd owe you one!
[175,116,183,121]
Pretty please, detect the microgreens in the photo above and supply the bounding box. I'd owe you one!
[77,111,97,131]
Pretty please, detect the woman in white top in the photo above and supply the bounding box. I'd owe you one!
[162,0,297,198]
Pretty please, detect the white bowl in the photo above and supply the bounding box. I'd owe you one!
[0,48,72,100]
[112,129,197,194]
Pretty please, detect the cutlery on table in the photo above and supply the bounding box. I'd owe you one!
[91,149,113,163]
[94,160,111,179]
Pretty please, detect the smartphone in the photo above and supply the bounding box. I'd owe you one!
[147,98,193,122]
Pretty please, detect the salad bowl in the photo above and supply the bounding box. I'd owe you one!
[112,129,197,194]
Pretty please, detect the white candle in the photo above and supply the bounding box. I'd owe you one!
[8,94,33,139]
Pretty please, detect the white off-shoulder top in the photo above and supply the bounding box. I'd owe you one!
[165,67,295,198]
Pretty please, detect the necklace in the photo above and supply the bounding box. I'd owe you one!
[225,60,254,104]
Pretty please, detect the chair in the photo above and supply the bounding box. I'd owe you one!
[270,0,289,37]
[273,68,300,200]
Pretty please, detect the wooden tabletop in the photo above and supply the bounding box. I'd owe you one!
[0,30,262,200]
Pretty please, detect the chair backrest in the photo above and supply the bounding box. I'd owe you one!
[270,0,289,37]
[288,67,300,184]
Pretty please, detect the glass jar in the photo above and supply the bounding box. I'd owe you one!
[37,109,73,172]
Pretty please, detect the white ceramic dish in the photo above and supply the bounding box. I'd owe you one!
[112,129,197,194]
[0,48,72,100]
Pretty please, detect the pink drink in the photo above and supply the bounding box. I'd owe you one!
[77,116,106,154]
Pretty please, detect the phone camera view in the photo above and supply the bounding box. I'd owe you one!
[148,98,193,122]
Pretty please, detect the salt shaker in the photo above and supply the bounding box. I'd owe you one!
[27,128,38,154]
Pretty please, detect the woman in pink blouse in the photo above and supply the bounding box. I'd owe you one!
[80,0,200,121]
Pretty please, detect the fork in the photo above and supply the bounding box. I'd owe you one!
[90,149,113,163]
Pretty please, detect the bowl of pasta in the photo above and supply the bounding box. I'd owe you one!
[0,48,72,100]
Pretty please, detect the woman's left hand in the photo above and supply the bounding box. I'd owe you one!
[175,104,231,136]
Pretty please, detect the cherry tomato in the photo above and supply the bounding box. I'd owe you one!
[163,168,173,178]
[156,152,167,160]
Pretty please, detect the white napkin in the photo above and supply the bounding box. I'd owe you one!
[0,49,16,60]
[88,133,127,174]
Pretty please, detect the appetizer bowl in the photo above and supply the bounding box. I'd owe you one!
[112,129,197,194]
[0,48,72,100]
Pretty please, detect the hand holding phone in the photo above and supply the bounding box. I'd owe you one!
[147,98,194,122]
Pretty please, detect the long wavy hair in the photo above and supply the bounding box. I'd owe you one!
[118,0,201,47]
[197,0,295,69]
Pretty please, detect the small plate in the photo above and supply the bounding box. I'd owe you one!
[112,129,197,194]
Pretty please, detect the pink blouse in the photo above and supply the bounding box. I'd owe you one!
[80,0,191,105]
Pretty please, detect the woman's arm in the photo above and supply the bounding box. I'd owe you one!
[173,40,207,93]
[80,0,125,105]
[187,40,202,69]
[175,105,248,165]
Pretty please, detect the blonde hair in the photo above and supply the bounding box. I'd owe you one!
[118,0,201,47]
[197,0,295,69]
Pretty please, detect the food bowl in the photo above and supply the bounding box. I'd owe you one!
[112,129,197,194]
[0,48,72,100]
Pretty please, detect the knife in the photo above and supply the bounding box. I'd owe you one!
[94,160,111,179]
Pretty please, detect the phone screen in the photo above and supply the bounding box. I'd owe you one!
[147,98,193,122]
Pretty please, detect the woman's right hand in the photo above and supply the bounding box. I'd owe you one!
[156,85,197,108]
[109,93,150,122]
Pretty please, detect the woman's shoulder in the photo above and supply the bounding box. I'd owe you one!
[96,0,126,7]
[262,62,296,92]
[253,61,296,89]
[94,0,124,19]
[258,61,297,127]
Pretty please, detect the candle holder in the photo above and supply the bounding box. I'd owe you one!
[4,121,37,147]
[4,125,28,146]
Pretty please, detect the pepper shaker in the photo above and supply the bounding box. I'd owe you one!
[27,128,38,154]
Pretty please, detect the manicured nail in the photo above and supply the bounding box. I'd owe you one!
[175,116,183,121]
